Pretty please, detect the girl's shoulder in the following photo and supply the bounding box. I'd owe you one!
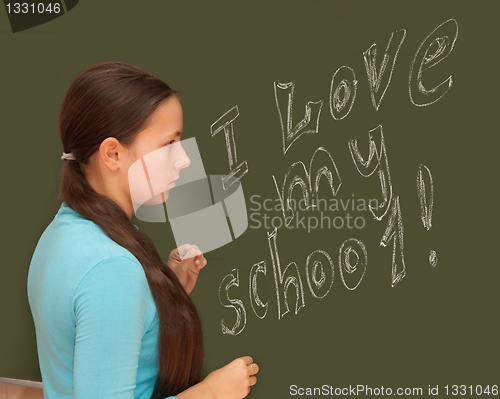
[28,202,144,301]
[56,202,140,262]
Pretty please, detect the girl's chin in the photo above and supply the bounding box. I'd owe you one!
[142,191,169,206]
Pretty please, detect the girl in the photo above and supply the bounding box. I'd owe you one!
[27,61,258,399]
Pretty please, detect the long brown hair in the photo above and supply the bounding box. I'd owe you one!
[57,61,203,398]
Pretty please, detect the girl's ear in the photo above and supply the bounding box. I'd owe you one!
[98,137,122,171]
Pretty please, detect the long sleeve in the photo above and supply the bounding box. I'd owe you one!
[72,255,177,399]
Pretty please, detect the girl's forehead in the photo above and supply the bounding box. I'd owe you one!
[136,98,183,145]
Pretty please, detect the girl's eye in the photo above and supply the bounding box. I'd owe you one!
[167,140,175,147]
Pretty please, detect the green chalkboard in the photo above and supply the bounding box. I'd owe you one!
[1,1,498,397]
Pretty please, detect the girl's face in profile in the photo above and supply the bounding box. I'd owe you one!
[127,96,191,208]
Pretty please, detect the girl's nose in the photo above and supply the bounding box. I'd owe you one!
[173,143,191,171]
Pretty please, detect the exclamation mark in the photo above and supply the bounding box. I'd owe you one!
[417,164,437,267]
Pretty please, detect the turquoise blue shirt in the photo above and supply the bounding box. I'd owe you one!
[27,202,176,399]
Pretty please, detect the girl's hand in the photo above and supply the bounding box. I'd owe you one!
[167,244,207,295]
[201,356,259,399]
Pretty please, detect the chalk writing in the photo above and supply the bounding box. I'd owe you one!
[268,228,306,319]
[272,147,342,227]
[211,105,249,190]
[329,66,358,120]
[219,268,246,335]
[409,18,458,107]
[348,125,393,221]
[274,81,323,154]
[215,18,458,334]
[338,238,368,290]
[417,164,437,267]
[417,164,434,231]
[380,196,406,287]
[363,29,406,111]
[305,250,335,299]
[249,261,268,320]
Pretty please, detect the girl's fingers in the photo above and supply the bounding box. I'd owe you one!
[180,244,203,261]
[240,356,253,366]
[248,363,259,375]
[191,245,203,259]
[177,243,193,257]
[195,255,207,270]
[170,249,181,262]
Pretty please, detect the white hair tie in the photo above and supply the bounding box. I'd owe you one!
[61,152,76,161]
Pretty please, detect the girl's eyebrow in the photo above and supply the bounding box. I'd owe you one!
[165,131,181,141]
